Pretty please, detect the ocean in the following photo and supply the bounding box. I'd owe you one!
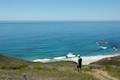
[0,21,120,61]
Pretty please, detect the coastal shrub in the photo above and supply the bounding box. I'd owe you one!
[105,65,120,79]
[0,64,28,70]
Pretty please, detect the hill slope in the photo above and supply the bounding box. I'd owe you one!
[91,56,120,80]
[0,55,120,80]
[0,55,96,80]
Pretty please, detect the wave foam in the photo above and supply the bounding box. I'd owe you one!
[33,53,120,65]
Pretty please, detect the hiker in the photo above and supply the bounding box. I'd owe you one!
[77,56,82,72]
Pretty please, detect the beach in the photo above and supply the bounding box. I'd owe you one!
[33,53,120,65]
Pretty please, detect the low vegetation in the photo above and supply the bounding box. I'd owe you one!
[91,56,120,80]
[0,54,120,80]
[0,55,96,80]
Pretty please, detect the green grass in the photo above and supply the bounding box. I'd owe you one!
[0,55,96,80]
[91,56,120,79]
[1,54,120,80]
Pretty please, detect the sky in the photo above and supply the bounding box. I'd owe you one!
[0,0,120,21]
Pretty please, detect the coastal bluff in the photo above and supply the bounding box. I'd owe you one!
[0,54,120,80]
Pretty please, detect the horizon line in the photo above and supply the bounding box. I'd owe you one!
[0,20,120,22]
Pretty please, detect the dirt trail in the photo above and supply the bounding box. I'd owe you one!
[91,69,118,80]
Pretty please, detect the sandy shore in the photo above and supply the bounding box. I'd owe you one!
[33,53,120,65]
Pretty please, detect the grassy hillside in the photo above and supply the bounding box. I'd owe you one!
[0,55,96,80]
[91,56,120,80]
[0,54,120,80]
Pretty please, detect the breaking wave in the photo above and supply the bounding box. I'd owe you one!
[33,52,119,65]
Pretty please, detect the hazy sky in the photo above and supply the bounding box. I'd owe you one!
[0,0,120,21]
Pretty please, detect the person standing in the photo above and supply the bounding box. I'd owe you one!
[77,56,82,72]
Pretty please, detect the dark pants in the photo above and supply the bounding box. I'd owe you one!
[77,64,81,72]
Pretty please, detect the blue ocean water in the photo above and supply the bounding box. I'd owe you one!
[0,21,120,60]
